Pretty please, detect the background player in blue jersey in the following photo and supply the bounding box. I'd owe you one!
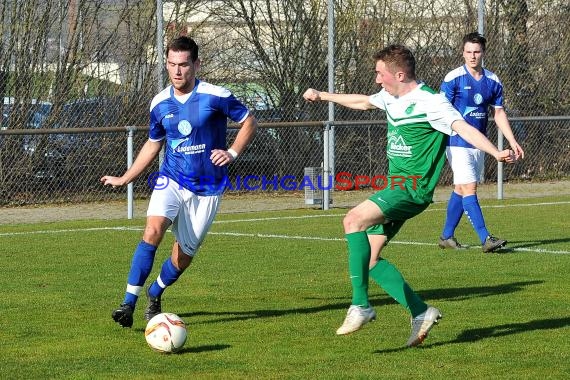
[438,32,524,253]
[101,36,257,328]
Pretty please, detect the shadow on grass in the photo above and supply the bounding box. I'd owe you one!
[507,237,570,249]
[415,280,544,302]
[178,280,543,324]
[180,344,231,354]
[373,316,570,354]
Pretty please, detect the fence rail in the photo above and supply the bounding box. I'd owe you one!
[1,116,568,210]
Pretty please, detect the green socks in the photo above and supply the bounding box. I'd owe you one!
[345,231,371,308]
[369,258,427,317]
[345,232,428,317]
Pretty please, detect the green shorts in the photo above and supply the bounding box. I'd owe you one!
[366,187,430,241]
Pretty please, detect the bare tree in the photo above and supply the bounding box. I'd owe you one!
[204,0,328,119]
[502,0,530,113]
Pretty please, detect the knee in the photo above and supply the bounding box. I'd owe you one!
[457,183,477,196]
[343,211,363,232]
[142,225,165,246]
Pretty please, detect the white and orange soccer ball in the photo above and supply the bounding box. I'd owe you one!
[144,313,187,353]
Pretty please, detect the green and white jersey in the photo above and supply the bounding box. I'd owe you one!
[369,83,463,202]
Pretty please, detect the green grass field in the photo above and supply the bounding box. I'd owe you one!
[1,195,569,379]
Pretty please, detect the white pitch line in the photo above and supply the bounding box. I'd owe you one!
[208,231,570,255]
[214,201,570,221]
[214,213,344,224]
[0,225,567,255]
[0,200,567,234]
[0,200,568,254]
[426,200,570,212]
[0,226,144,237]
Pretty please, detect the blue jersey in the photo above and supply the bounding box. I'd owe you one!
[441,65,504,148]
[149,79,249,195]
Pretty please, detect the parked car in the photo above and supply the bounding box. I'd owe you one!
[45,96,132,190]
[226,127,280,180]
[1,97,53,155]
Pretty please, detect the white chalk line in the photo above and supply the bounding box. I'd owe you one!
[207,231,570,255]
[0,200,568,254]
[0,226,567,255]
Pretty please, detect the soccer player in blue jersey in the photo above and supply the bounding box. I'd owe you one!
[101,36,257,328]
[438,32,524,253]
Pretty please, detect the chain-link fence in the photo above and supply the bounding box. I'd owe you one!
[0,0,569,208]
[1,116,568,207]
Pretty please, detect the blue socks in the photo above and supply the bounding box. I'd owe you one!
[148,258,183,298]
[442,191,464,239]
[442,192,489,244]
[463,194,489,244]
[123,241,157,307]
[122,242,184,306]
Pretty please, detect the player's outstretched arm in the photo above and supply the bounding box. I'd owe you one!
[303,88,375,111]
[452,119,516,163]
[101,139,163,187]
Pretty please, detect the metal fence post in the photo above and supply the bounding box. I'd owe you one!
[156,0,165,171]
[127,126,135,219]
[323,121,331,210]
[323,0,335,211]
[497,130,504,200]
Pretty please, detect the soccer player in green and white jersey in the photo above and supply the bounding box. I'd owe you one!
[303,44,516,347]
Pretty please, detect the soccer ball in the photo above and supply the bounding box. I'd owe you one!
[144,313,187,353]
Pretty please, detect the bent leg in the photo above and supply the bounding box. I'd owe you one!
[148,241,193,299]
[343,200,385,308]
[368,234,387,268]
[369,259,427,317]
[459,182,490,244]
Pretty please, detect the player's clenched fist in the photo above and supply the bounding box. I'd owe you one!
[303,88,321,102]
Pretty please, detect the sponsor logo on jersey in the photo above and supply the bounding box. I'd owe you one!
[474,93,483,105]
[175,143,206,155]
[170,138,188,150]
[463,106,485,119]
[165,114,174,119]
[405,102,416,115]
[387,135,412,157]
[178,120,192,135]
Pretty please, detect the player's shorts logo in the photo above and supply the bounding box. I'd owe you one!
[178,120,192,136]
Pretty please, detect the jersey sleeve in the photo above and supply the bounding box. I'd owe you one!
[148,89,170,142]
[440,77,455,103]
[200,82,250,123]
[368,91,386,110]
[484,70,505,109]
[491,81,505,109]
[221,92,250,123]
[148,105,166,141]
[427,93,462,136]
